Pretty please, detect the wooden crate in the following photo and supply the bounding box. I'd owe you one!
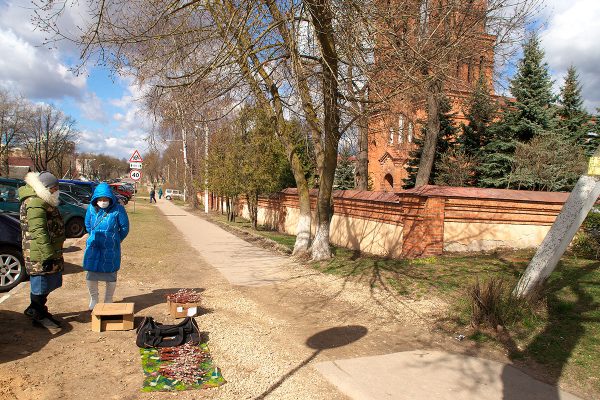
[167,299,200,318]
[91,303,135,332]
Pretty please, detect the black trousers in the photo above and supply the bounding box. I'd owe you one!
[28,293,49,319]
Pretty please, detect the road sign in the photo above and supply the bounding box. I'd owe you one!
[130,169,142,181]
[130,162,143,170]
[129,150,143,163]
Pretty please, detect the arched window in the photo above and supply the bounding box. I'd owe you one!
[398,114,405,144]
[467,61,473,83]
[384,174,394,191]
[419,0,429,38]
[479,56,485,78]
[389,127,394,144]
[408,122,414,143]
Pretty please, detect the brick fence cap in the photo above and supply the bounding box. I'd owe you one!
[398,185,570,203]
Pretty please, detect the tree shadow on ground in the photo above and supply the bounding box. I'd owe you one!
[121,288,212,316]
[501,262,600,399]
[0,309,73,364]
[254,325,368,399]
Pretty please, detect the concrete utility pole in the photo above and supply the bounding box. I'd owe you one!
[514,151,600,298]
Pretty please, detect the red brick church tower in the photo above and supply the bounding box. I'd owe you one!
[368,0,496,191]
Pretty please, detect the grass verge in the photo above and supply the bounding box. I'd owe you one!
[201,211,600,397]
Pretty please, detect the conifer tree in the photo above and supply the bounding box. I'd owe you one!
[460,75,496,156]
[404,97,457,188]
[557,66,593,154]
[508,34,557,141]
[334,147,356,190]
[479,34,556,188]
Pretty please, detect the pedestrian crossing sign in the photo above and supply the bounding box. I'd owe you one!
[129,150,143,163]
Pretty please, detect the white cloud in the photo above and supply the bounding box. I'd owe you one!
[0,28,86,98]
[76,128,149,160]
[110,82,154,135]
[79,92,108,122]
[540,0,600,111]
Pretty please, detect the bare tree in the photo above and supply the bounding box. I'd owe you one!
[22,104,79,172]
[0,89,29,175]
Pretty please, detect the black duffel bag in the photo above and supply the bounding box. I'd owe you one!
[136,316,201,348]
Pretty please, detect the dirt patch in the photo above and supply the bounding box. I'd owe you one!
[0,203,589,399]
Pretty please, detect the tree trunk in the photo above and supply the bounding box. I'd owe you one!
[288,150,312,255]
[513,175,600,299]
[306,0,341,261]
[355,114,369,190]
[415,80,443,187]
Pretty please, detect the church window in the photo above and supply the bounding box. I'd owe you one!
[408,122,414,143]
[398,114,405,144]
[384,174,394,191]
[419,0,429,38]
[467,61,473,83]
[389,127,394,144]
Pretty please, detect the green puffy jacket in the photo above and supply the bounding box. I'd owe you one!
[18,183,65,274]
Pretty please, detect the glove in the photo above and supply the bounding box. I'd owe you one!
[42,260,54,272]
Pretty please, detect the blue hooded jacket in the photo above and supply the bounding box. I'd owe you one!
[83,183,130,273]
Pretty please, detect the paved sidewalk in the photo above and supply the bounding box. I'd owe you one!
[157,201,584,400]
[156,200,293,286]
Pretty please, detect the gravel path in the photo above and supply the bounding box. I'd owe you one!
[0,202,463,400]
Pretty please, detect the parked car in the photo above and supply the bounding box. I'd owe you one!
[109,183,134,200]
[165,189,183,200]
[0,177,87,238]
[59,179,97,196]
[0,210,25,292]
[59,182,92,204]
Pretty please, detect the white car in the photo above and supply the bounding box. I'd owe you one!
[165,189,183,200]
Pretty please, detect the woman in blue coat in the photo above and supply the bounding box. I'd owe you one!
[83,183,130,310]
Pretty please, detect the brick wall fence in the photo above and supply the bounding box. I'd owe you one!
[226,185,571,258]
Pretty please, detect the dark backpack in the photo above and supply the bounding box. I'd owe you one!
[135,316,200,348]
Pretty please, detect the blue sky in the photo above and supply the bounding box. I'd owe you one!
[0,0,599,160]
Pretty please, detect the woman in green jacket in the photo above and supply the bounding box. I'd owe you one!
[19,171,65,330]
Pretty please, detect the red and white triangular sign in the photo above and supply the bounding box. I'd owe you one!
[129,150,143,163]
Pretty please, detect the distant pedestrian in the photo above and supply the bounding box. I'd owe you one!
[158,187,163,200]
[149,187,156,203]
[19,171,65,329]
[83,183,130,310]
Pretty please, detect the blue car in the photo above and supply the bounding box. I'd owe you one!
[0,210,25,292]
[0,177,87,238]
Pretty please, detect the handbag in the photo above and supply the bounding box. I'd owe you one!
[136,316,201,348]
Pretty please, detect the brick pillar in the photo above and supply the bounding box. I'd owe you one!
[402,197,445,258]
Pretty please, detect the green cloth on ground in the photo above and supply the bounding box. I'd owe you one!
[140,344,226,392]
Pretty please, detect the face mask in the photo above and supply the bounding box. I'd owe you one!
[50,191,60,204]
[97,200,110,209]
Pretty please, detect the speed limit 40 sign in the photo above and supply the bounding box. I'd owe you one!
[130,169,142,181]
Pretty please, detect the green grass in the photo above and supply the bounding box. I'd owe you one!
[190,210,600,396]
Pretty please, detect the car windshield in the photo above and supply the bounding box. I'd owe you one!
[60,192,82,206]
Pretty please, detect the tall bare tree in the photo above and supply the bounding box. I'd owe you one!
[0,90,29,175]
[22,104,78,172]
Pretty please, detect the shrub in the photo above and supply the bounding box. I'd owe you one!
[469,277,531,329]
[571,209,600,259]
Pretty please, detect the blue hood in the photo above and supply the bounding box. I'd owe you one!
[91,182,118,208]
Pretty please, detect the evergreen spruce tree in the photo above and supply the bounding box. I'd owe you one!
[479,34,557,188]
[508,34,557,141]
[404,96,458,188]
[460,75,496,154]
[459,74,497,185]
[557,66,593,154]
[333,147,356,190]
